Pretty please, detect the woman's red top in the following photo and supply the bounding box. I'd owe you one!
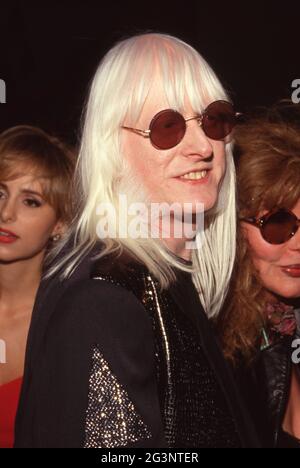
[0,377,23,448]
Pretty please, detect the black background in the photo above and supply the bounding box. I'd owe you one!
[0,0,299,144]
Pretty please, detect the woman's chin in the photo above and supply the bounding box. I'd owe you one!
[272,289,300,301]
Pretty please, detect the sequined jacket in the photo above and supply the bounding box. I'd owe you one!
[15,245,260,448]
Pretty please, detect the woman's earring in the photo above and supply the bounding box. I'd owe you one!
[51,234,61,242]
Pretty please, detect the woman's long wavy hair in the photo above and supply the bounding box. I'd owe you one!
[46,32,237,319]
[218,101,300,365]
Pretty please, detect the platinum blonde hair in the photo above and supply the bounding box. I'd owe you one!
[47,33,237,319]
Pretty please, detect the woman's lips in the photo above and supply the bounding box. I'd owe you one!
[0,235,18,244]
[0,229,19,244]
[281,265,300,278]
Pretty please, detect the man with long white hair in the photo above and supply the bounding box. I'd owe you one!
[15,33,259,448]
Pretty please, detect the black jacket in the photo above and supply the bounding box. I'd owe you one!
[242,335,300,448]
[15,243,260,448]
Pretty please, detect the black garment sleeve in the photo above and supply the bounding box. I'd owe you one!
[30,279,166,448]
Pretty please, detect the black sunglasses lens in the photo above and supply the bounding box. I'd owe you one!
[150,110,186,149]
[202,100,236,140]
[262,210,297,244]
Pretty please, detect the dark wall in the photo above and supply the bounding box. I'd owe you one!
[0,0,299,143]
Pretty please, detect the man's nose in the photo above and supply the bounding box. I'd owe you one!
[181,120,214,160]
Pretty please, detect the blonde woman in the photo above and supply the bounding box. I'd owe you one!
[15,33,258,448]
[0,126,75,448]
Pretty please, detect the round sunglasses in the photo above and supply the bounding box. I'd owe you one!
[122,100,240,150]
[242,208,300,245]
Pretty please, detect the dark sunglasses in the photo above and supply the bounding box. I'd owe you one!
[242,208,300,245]
[122,100,240,150]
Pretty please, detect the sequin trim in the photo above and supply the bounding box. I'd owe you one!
[145,274,171,380]
[92,269,241,447]
[84,345,152,448]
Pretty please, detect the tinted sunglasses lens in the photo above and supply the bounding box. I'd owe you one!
[150,111,186,149]
[202,101,235,140]
[262,211,297,244]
